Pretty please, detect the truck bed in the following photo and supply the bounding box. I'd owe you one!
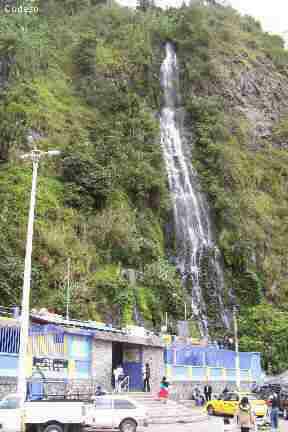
[25,400,84,424]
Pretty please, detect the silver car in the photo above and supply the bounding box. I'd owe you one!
[84,395,148,432]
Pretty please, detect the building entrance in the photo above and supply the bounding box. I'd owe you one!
[112,342,123,389]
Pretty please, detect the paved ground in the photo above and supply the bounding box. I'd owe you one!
[137,417,288,431]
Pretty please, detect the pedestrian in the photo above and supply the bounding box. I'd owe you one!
[223,386,229,395]
[204,383,210,402]
[117,364,125,393]
[269,392,280,432]
[95,385,106,396]
[113,365,124,393]
[143,362,151,392]
[207,384,212,401]
[236,396,255,432]
[158,376,169,403]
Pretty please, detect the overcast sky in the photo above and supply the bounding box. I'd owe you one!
[116,0,288,39]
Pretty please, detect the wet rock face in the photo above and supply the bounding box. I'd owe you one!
[189,54,288,150]
[221,58,288,149]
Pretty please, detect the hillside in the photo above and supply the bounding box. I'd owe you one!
[0,0,288,372]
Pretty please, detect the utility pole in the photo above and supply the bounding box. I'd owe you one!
[233,306,241,390]
[66,258,71,321]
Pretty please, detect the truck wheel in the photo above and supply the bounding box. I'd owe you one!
[120,419,137,432]
[43,424,63,432]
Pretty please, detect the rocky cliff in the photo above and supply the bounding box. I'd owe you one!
[0,0,288,371]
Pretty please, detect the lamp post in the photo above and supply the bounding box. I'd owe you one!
[233,306,241,390]
[17,148,60,430]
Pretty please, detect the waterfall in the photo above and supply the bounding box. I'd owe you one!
[160,42,230,335]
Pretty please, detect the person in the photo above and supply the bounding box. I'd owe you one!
[204,384,212,402]
[143,363,151,392]
[223,386,229,394]
[95,385,106,396]
[208,384,212,401]
[236,396,255,432]
[158,376,169,403]
[269,392,280,432]
[114,365,124,393]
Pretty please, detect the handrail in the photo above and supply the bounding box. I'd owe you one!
[119,376,129,393]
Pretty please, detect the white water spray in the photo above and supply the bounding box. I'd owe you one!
[160,42,229,334]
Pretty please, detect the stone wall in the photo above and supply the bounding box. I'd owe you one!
[0,377,17,399]
[169,380,252,401]
[91,338,112,391]
[142,346,164,394]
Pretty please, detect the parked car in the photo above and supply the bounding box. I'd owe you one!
[206,391,268,418]
[84,395,148,432]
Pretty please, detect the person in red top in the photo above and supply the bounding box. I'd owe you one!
[158,377,169,403]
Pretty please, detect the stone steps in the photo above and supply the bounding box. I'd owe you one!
[126,392,207,424]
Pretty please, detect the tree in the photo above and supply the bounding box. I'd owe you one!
[137,0,154,12]
[239,303,288,374]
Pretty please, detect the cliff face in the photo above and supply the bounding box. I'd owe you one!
[215,55,288,149]
[0,2,288,363]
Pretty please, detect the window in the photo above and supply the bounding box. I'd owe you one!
[247,394,257,401]
[0,397,20,409]
[224,393,239,401]
[114,399,136,410]
[94,398,112,409]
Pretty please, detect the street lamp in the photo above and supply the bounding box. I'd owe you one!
[17,148,60,427]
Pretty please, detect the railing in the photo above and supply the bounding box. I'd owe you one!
[165,364,253,382]
[119,376,129,393]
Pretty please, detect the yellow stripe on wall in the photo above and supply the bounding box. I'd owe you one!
[68,360,75,379]
[64,335,68,356]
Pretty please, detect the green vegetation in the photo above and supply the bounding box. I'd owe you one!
[239,304,288,374]
[0,0,288,371]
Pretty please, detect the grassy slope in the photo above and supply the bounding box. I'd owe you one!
[0,2,288,369]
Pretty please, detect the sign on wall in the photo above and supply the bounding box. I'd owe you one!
[33,357,68,378]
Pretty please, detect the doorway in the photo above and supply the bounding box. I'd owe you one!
[112,342,123,388]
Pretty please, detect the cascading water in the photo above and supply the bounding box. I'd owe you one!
[160,42,230,335]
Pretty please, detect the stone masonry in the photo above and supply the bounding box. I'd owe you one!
[142,346,164,394]
[91,338,113,391]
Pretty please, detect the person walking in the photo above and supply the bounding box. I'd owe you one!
[143,363,151,392]
[270,392,280,432]
[158,376,169,403]
[236,396,255,432]
[204,384,209,402]
[207,384,212,401]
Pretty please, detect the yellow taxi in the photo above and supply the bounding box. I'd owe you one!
[206,391,268,418]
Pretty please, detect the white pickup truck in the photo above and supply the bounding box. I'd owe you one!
[0,393,148,432]
[0,393,85,432]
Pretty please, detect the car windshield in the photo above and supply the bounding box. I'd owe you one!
[243,394,258,401]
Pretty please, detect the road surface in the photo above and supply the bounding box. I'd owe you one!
[138,417,288,431]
